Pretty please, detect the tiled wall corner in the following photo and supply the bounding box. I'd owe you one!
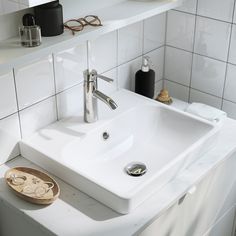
[164,0,236,119]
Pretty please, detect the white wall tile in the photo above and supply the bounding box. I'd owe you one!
[54,43,87,93]
[15,55,55,110]
[222,100,236,119]
[0,71,17,119]
[117,57,142,91]
[197,0,234,22]
[194,16,231,61]
[57,84,84,120]
[0,113,21,164]
[89,31,117,73]
[164,46,192,86]
[164,80,189,102]
[176,0,197,14]
[20,96,57,138]
[228,25,236,65]
[224,64,236,103]
[118,22,143,65]
[143,13,166,53]
[166,10,195,51]
[189,89,222,109]
[191,55,227,97]
[145,47,165,83]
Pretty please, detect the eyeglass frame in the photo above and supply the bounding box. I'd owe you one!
[64,15,102,35]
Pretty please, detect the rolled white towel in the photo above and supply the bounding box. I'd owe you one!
[185,103,227,123]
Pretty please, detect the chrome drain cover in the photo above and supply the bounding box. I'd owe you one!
[125,162,147,177]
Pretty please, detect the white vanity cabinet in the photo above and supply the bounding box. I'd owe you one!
[140,154,236,236]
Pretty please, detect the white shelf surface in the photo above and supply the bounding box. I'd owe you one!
[0,0,183,71]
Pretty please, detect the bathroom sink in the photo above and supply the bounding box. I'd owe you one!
[20,90,219,214]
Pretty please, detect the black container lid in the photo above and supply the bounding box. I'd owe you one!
[22,13,36,26]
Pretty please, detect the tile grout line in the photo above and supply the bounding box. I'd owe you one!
[163,11,168,90]
[164,78,232,100]
[188,0,199,103]
[221,0,236,110]
[166,44,230,64]
[12,68,23,139]
[142,19,145,57]
[173,9,235,25]
[116,29,119,90]
[152,76,236,105]
[52,53,59,121]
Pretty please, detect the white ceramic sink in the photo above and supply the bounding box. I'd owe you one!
[20,90,219,214]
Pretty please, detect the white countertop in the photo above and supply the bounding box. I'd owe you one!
[0,100,236,236]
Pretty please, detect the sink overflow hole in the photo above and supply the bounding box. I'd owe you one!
[125,162,147,177]
[102,132,110,140]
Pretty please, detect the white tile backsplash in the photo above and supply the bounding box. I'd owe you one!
[54,43,87,93]
[19,96,57,138]
[89,31,117,73]
[165,46,192,86]
[56,84,84,120]
[228,25,236,65]
[176,0,197,14]
[14,55,55,110]
[0,113,21,164]
[222,100,236,119]
[223,64,236,103]
[191,54,226,97]
[118,21,143,65]
[197,0,235,22]
[117,57,142,91]
[189,89,222,109]
[164,2,236,116]
[164,80,190,102]
[143,13,166,53]
[194,16,231,61]
[0,71,17,119]
[166,10,195,51]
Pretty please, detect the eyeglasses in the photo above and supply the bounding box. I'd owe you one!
[64,15,102,35]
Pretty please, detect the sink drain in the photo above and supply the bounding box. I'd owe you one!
[125,162,147,177]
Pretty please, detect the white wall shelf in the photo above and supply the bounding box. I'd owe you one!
[0,0,183,71]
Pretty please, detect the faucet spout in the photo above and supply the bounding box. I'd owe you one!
[83,69,118,123]
[93,90,118,110]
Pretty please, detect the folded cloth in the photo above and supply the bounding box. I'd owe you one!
[185,103,227,123]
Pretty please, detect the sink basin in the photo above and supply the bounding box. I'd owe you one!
[20,89,219,214]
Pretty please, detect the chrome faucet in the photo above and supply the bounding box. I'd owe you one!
[84,69,118,123]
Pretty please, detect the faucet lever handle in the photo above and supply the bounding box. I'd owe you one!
[90,69,114,83]
[97,74,114,83]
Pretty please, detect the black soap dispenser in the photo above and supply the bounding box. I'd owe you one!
[135,57,155,98]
